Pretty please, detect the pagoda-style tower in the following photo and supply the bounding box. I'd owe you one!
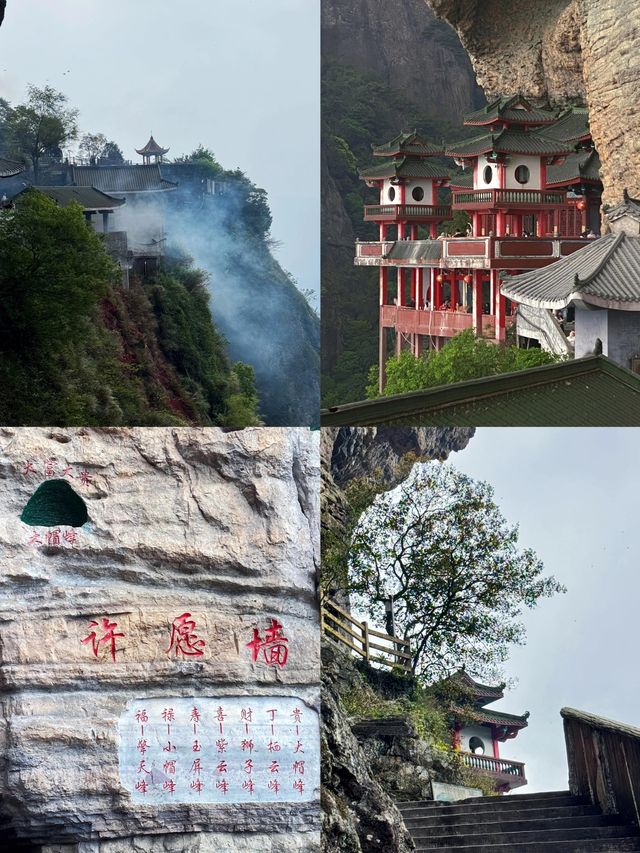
[354,96,600,392]
[136,134,169,165]
[450,671,529,793]
[360,130,452,241]
[446,96,576,239]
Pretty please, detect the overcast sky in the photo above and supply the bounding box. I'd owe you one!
[0,0,319,295]
[446,428,640,793]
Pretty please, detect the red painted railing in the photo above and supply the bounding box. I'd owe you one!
[364,204,451,221]
[381,306,514,338]
[462,752,526,778]
[453,189,566,208]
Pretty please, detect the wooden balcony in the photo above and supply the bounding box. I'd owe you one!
[381,305,515,339]
[452,189,567,210]
[364,203,451,222]
[461,751,527,791]
[355,237,591,270]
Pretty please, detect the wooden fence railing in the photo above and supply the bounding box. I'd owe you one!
[320,597,413,673]
[562,707,640,827]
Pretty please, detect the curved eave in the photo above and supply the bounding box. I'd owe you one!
[505,286,640,313]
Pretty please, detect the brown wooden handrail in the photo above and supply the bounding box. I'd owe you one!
[321,596,412,672]
[562,707,640,826]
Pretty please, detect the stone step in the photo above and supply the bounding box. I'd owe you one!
[409,812,624,838]
[398,794,590,819]
[412,823,638,848]
[399,790,572,810]
[414,839,640,853]
[403,803,600,828]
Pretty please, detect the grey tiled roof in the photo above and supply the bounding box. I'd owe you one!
[19,185,126,210]
[0,157,25,178]
[360,156,451,180]
[372,130,444,157]
[388,240,443,261]
[464,96,556,126]
[546,149,601,186]
[73,164,177,193]
[502,233,640,309]
[446,128,573,158]
[606,191,640,224]
[542,107,591,142]
[450,171,473,189]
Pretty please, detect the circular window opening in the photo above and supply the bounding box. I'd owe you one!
[469,736,486,755]
[483,165,493,184]
[21,479,89,527]
[388,186,396,202]
[515,165,530,185]
[412,186,425,202]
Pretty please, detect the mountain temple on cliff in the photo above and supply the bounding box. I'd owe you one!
[357,95,605,391]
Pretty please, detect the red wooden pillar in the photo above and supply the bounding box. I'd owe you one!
[412,268,419,306]
[450,271,456,309]
[492,728,500,759]
[379,222,387,241]
[380,267,388,306]
[397,268,405,306]
[472,271,483,335]
[472,212,480,236]
[434,274,441,310]
[378,326,387,394]
[430,222,438,239]
[536,211,545,238]
[496,287,506,342]
[410,224,418,240]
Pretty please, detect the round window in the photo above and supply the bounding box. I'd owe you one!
[469,736,486,755]
[483,165,493,184]
[515,165,530,184]
[388,186,396,202]
[412,186,425,202]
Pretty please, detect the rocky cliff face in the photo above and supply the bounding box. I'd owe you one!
[425,0,640,204]
[328,426,475,488]
[0,427,320,852]
[323,0,484,125]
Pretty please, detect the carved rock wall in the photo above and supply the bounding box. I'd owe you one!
[0,427,320,851]
[425,0,640,203]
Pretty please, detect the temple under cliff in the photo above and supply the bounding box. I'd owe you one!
[357,96,607,391]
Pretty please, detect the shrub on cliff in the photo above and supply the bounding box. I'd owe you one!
[367,329,563,397]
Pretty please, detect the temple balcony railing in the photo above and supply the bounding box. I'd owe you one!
[461,751,527,786]
[355,237,591,269]
[364,203,452,222]
[452,189,567,210]
[380,305,516,338]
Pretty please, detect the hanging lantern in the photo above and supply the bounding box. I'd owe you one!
[436,274,444,283]
[462,274,473,284]
[577,200,587,211]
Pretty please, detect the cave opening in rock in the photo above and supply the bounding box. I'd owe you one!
[21,479,89,527]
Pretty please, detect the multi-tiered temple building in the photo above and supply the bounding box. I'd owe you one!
[357,96,603,391]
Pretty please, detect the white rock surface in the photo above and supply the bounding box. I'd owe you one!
[0,427,320,851]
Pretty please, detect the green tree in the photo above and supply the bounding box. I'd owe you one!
[102,140,124,163]
[347,462,565,682]
[223,362,261,427]
[78,132,107,163]
[367,330,563,397]
[173,145,222,176]
[7,84,78,180]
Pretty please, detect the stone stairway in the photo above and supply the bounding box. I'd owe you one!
[398,790,640,852]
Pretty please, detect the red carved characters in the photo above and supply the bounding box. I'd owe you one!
[166,612,205,658]
[246,618,289,668]
[81,617,125,662]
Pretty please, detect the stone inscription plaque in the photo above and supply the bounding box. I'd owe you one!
[119,696,319,804]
